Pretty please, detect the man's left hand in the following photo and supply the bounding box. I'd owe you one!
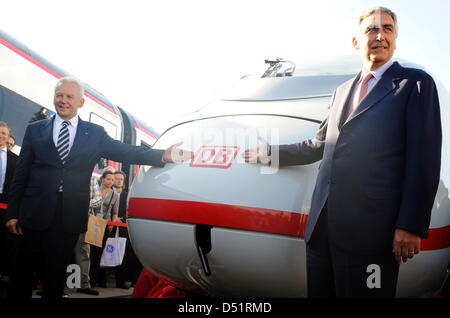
[392,228,421,264]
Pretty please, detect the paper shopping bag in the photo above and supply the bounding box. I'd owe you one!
[84,214,108,247]
[100,227,127,267]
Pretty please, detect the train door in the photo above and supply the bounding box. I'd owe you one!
[89,111,121,175]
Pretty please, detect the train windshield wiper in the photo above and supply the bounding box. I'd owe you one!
[261,58,296,78]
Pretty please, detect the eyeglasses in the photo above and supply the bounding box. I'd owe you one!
[6,142,14,147]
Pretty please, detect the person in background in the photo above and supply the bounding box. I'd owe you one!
[98,166,116,186]
[112,170,132,289]
[0,122,18,284]
[7,135,15,152]
[113,170,142,287]
[89,170,120,288]
[28,107,49,123]
[73,175,102,296]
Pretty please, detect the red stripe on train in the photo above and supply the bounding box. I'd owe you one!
[0,37,60,79]
[0,36,118,115]
[128,197,449,251]
[128,197,307,237]
[134,123,158,140]
[422,225,450,251]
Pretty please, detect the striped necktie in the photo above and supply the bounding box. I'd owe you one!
[57,121,70,164]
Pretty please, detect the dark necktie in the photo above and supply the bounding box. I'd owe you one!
[57,121,70,164]
[0,149,3,193]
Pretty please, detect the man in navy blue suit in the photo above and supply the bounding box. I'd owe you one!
[244,6,442,297]
[5,76,193,298]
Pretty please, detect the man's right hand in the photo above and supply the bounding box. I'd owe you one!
[242,137,270,164]
[5,218,23,235]
[162,142,194,163]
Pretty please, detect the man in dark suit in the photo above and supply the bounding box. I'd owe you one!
[7,135,15,152]
[0,122,18,280]
[244,6,442,297]
[5,76,193,298]
[111,170,133,289]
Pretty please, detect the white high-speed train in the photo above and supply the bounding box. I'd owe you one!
[128,56,449,297]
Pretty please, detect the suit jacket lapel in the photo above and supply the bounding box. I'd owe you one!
[65,118,89,164]
[40,116,61,162]
[335,75,360,130]
[5,150,15,182]
[344,62,403,125]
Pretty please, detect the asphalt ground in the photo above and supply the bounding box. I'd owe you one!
[1,270,134,299]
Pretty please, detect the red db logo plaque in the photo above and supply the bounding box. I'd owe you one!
[190,146,240,169]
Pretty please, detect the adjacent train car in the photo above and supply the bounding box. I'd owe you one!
[128,56,449,297]
[117,106,160,189]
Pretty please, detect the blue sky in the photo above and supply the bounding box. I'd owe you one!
[1,0,449,132]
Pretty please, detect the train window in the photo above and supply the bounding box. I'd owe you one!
[0,85,52,146]
[89,112,119,174]
[89,112,117,139]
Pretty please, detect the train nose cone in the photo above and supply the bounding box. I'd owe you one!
[127,114,322,297]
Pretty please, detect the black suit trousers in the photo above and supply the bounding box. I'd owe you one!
[0,210,19,276]
[8,193,79,298]
[306,203,400,298]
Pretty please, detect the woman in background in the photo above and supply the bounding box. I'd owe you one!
[89,170,120,288]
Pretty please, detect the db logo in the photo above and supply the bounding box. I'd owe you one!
[190,146,240,169]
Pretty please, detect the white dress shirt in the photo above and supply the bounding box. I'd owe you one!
[52,114,79,152]
[0,146,6,193]
[358,59,394,93]
[363,58,394,92]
